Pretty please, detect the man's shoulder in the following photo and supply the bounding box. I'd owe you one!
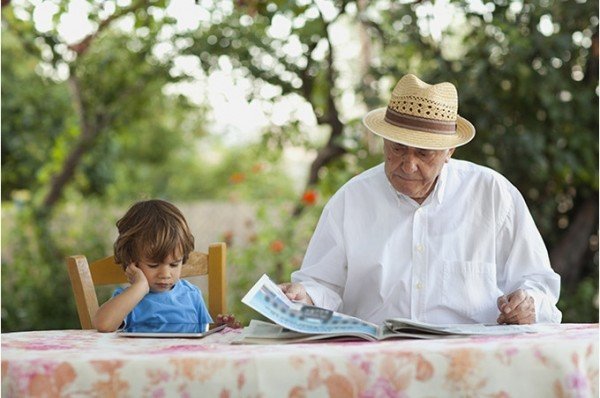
[332,164,387,199]
[447,159,521,203]
[449,159,511,185]
[343,163,385,187]
[323,164,387,209]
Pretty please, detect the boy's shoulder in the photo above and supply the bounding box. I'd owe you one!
[176,279,200,293]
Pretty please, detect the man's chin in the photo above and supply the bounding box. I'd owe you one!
[394,186,420,197]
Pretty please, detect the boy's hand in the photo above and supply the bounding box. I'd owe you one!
[125,263,149,292]
[216,314,242,329]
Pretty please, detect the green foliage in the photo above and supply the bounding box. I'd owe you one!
[1,29,73,200]
[558,274,599,323]
[228,198,325,325]
[1,202,114,331]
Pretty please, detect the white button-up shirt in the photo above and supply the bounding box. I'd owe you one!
[291,159,562,325]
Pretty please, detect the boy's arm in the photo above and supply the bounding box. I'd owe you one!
[93,264,149,332]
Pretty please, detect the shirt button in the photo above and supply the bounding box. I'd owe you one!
[416,244,424,252]
[416,282,423,290]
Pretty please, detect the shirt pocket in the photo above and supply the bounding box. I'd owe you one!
[441,261,499,320]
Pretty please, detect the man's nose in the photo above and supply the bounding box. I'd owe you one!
[400,152,418,173]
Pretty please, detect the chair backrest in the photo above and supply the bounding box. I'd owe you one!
[66,242,226,329]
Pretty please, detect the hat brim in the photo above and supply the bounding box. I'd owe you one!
[363,107,475,150]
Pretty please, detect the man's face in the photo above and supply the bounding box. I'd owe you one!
[383,139,454,204]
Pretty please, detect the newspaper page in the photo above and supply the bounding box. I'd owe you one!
[233,320,381,344]
[384,318,553,335]
[235,319,442,344]
[242,274,379,337]
[241,274,547,341]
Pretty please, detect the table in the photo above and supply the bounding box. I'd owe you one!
[2,324,598,397]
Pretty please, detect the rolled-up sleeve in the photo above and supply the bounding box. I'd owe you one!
[496,186,562,323]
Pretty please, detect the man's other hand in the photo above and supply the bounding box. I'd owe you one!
[497,289,535,324]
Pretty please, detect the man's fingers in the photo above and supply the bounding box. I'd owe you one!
[285,286,305,300]
[498,294,535,324]
[497,295,509,313]
[278,283,291,293]
[497,290,536,324]
[278,283,302,300]
[503,289,528,314]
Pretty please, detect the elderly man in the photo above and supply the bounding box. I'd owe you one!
[279,74,561,325]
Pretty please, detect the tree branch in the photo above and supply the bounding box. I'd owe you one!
[42,74,98,208]
[42,1,152,210]
[68,0,150,56]
[292,9,347,216]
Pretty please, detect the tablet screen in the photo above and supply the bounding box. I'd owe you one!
[116,323,226,338]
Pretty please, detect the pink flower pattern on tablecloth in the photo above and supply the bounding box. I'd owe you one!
[1,324,598,397]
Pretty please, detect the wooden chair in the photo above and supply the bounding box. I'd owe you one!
[66,242,227,329]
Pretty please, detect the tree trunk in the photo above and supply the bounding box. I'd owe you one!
[291,20,347,218]
[549,195,599,289]
[40,0,149,212]
[42,74,100,209]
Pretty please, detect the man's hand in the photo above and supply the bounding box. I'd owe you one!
[497,289,535,324]
[278,282,314,305]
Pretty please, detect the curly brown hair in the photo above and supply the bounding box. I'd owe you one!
[113,200,195,270]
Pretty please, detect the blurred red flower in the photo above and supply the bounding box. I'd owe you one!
[301,189,318,205]
[269,240,285,253]
[229,172,246,184]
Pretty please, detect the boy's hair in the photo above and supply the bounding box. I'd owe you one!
[113,199,195,270]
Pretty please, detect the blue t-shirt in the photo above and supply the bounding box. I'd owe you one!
[112,279,212,327]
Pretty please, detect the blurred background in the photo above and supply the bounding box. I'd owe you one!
[1,0,598,332]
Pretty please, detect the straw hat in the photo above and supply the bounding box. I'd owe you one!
[363,74,475,150]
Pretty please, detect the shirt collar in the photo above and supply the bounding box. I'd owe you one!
[433,163,448,204]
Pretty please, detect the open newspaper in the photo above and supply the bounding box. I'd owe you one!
[238,274,550,343]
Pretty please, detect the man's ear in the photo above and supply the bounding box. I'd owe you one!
[446,148,456,162]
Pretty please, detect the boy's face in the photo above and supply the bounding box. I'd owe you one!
[136,253,183,293]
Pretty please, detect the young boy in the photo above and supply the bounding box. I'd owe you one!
[94,199,212,332]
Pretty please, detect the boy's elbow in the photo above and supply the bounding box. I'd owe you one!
[95,325,117,333]
[93,316,118,333]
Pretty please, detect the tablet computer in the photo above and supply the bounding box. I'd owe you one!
[116,323,226,338]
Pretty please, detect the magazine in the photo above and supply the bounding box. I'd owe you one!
[238,274,550,343]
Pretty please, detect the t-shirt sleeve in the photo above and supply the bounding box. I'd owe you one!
[109,287,129,327]
[193,288,213,324]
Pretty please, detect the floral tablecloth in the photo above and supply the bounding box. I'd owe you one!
[2,324,598,398]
